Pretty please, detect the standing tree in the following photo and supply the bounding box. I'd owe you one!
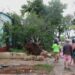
[47,0,66,39]
[21,0,46,17]
[72,19,75,25]
[20,0,66,51]
[7,13,23,48]
[21,0,55,51]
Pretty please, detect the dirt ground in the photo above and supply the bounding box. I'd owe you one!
[0,56,75,75]
[0,58,53,75]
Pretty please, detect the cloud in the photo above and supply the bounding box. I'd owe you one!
[0,0,75,16]
[61,0,75,16]
[0,0,27,15]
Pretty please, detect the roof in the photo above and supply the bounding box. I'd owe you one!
[0,12,12,21]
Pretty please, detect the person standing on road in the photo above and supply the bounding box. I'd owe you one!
[72,39,75,65]
[52,41,61,63]
[63,39,72,70]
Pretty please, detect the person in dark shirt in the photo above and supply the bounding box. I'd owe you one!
[72,39,75,65]
[63,39,72,70]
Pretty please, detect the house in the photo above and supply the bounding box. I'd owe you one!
[0,12,12,52]
[62,29,75,40]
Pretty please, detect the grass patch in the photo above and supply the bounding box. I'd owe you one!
[34,64,53,73]
[10,48,25,52]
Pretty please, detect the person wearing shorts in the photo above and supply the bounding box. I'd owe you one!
[52,41,61,63]
[63,39,72,70]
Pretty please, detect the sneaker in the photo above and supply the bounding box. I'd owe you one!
[64,67,71,70]
[64,67,67,70]
[67,68,71,71]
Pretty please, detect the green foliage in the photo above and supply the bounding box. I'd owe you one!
[72,19,75,25]
[23,13,54,51]
[34,64,53,73]
[7,13,21,25]
[69,25,75,30]
[48,0,66,25]
[60,35,65,41]
[6,12,54,51]
[10,48,24,52]
[21,0,45,17]
[4,0,67,52]
[20,0,66,50]
[0,33,5,47]
[23,13,44,36]
[47,0,66,38]
[64,15,73,25]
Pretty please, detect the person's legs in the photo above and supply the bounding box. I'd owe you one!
[53,53,56,63]
[64,55,67,69]
[54,53,59,63]
[53,55,57,63]
[64,61,67,69]
[70,56,73,65]
[64,55,72,70]
[66,55,71,70]
[72,51,75,65]
[56,53,60,62]
[54,54,57,63]
[73,58,75,64]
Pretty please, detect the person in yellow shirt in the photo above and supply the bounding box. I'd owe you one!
[52,41,61,63]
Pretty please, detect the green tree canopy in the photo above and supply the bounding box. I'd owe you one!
[21,0,46,17]
[4,0,67,51]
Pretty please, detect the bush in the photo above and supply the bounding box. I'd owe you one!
[10,48,24,52]
[34,64,53,73]
[60,35,65,42]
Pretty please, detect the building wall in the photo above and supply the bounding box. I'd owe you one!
[0,13,11,23]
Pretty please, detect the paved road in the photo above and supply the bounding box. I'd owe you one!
[52,58,75,75]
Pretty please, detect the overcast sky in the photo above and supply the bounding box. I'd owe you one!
[0,0,75,16]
